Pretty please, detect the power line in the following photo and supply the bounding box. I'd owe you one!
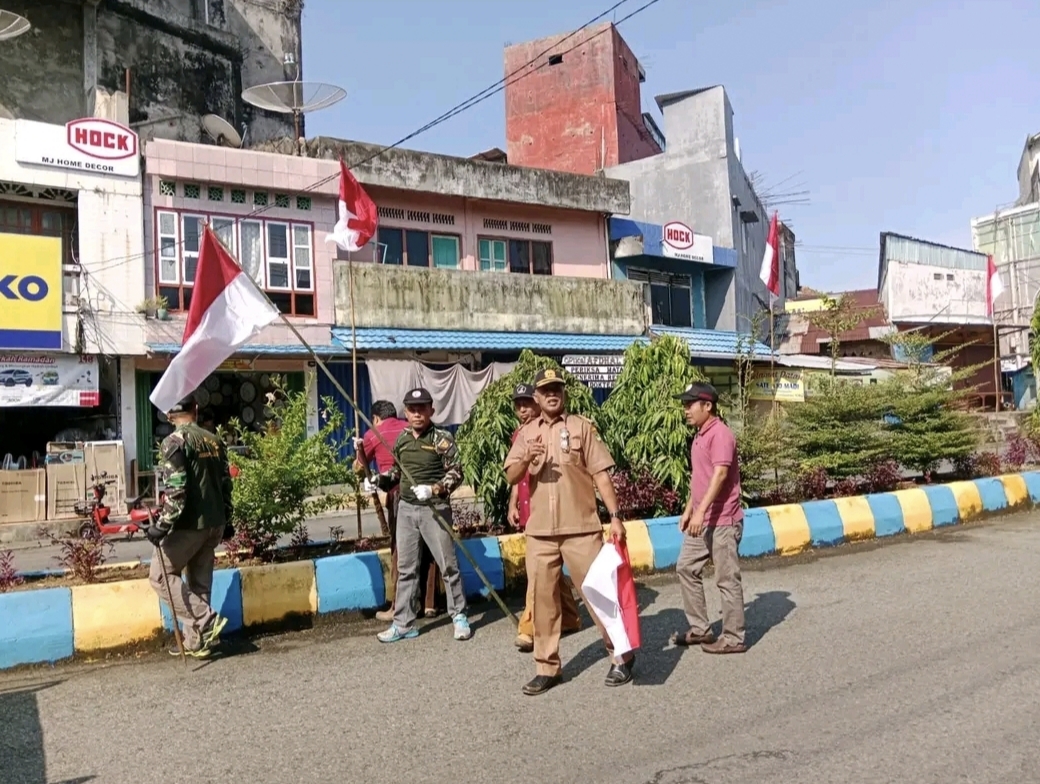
[84,0,662,278]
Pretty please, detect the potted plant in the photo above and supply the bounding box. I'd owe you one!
[136,298,158,319]
[155,295,170,321]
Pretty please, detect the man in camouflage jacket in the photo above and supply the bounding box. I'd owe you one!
[374,387,472,643]
[146,394,234,658]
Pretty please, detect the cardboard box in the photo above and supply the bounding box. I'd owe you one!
[84,441,126,510]
[0,469,46,524]
[45,442,85,465]
[46,461,87,520]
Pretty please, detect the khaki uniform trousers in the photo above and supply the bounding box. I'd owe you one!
[676,522,745,646]
[526,531,614,677]
[517,574,581,639]
[149,526,223,648]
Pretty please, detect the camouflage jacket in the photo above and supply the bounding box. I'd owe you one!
[376,425,462,505]
[156,422,233,532]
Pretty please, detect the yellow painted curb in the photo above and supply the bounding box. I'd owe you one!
[764,504,811,555]
[892,488,933,534]
[72,578,161,652]
[601,521,653,573]
[944,481,984,521]
[241,561,317,628]
[998,474,1029,508]
[833,495,876,541]
[497,533,527,587]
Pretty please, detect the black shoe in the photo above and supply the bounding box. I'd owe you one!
[605,656,634,687]
[522,674,562,696]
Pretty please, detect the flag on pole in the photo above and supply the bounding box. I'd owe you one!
[327,159,378,253]
[150,227,279,412]
[759,211,781,301]
[986,254,1004,317]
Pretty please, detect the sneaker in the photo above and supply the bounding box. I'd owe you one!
[452,613,472,641]
[168,640,211,659]
[202,615,229,647]
[377,625,419,643]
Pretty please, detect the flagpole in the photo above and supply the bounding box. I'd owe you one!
[993,319,1001,413]
[216,230,517,625]
[348,255,364,539]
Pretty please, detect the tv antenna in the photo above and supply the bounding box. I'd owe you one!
[0,9,31,41]
[241,78,345,149]
[201,114,243,148]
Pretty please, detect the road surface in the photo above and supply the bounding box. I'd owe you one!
[6,499,482,574]
[3,512,1039,784]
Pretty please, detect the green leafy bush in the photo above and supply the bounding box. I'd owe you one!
[223,379,354,559]
[601,334,705,499]
[455,350,601,527]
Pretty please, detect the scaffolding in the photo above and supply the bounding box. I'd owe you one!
[971,202,1040,370]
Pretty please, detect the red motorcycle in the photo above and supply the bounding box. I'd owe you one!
[75,472,154,540]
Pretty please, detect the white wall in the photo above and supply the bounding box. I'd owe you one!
[883,261,989,324]
[0,118,146,356]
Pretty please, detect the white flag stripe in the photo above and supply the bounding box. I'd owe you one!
[759,244,775,288]
[327,198,366,253]
[149,272,278,412]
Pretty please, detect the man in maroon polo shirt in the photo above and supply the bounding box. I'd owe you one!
[674,382,747,654]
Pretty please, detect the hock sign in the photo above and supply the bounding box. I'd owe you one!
[661,220,714,265]
[14,118,140,178]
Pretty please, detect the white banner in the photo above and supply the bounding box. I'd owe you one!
[0,354,100,407]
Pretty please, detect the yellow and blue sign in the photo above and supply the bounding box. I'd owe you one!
[0,232,63,350]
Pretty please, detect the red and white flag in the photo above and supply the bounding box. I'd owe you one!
[581,536,642,657]
[987,254,1004,316]
[150,227,278,412]
[326,159,377,253]
[759,211,781,301]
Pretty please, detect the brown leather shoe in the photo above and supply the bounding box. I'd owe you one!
[673,629,716,647]
[515,634,534,653]
[700,639,747,654]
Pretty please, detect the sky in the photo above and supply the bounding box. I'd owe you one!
[300,0,1040,293]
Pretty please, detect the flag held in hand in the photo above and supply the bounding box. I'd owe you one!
[149,226,279,413]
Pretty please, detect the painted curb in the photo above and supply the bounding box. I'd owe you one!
[2,471,1038,671]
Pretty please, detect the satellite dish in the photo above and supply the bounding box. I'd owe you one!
[241,80,345,144]
[201,114,243,148]
[0,10,31,41]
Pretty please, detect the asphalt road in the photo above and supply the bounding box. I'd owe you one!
[6,499,481,574]
[3,512,1039,784]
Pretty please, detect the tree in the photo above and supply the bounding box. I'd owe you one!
[805,293,878,375]
[222,378,354,559]
[601,334,705,499]
[785,375,893,478]
[455,351,602,527]
[881,329,980,476]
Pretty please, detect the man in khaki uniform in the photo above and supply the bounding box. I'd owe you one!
[504,368,634,696]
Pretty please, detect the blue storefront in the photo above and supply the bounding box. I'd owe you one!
[609,217,737,331]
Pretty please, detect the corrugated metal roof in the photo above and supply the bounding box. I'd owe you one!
[776,354,875,373]
[329,327,774,360]
[147,343,340,356]
[330,328,637,352]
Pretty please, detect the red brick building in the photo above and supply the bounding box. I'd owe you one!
[504,22,663,174]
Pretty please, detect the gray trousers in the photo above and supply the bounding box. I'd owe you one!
[676,522,746,646]
[149,527,223,648]
[393,499,466,631]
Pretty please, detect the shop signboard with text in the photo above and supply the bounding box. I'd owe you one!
[14,118,140,178]
[0,233,63,351]
[562,354,624,388]
[0,354,99,407]
[749,369,805,402]
[661,221,714,265]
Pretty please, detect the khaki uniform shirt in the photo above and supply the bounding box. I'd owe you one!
[504,412,615,537]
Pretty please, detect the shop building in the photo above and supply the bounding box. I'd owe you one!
[0,115,144,531]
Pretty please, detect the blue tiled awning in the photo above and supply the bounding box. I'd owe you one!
[329,327,773,361]
[146,342,341,356]
[330,328,638,353]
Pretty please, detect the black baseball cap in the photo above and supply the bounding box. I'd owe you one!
[167,394,198,414]
[403,387,433,406]
[512,383,536,401]
[675,382,719,403]
[533,368,566,389]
